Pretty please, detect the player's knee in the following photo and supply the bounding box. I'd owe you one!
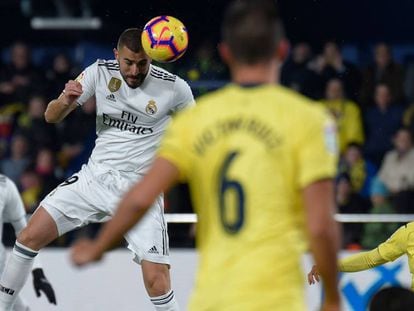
[145,271,170,296]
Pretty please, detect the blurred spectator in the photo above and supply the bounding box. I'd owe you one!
[177,40,227,96]
[0,134,30,185]
[19,170,42,213]
[404,62,414,103]
[0,41,46,105]
[378,128,414,193]
[0,102,25,154]
[403,102,414,138]
[361,177,399,249]
[46,53,79,98]
[280,42,319,99]
[320,78,364,153]
[35,148,62,197]
[337,143,376,247]
[189,40,226,80]
[364,83,404,167]
[360,43,405,106]
[16,94,58,152]
[338,142,376,199]
[336,173,368,248]
[57,96,96,176]
[310,41,361,100]
[378,128,414,214]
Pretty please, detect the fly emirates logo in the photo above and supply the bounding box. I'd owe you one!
[102,111,153,135]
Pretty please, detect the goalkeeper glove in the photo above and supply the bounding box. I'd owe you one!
[32,268,57,305]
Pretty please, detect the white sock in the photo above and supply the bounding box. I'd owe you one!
[150,289,180,311]
[12,296,29,311]
[0,242,38,310]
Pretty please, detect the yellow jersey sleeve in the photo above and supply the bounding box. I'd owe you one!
[157,111,194,182]
[297,111,338,188]
[377,225,408,261]
[339,249,387,272]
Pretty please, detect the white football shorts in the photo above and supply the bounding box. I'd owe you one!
[40,160,169,265]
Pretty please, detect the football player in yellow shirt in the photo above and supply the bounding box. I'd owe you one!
[71,0,341,310]
[308,222,414,290]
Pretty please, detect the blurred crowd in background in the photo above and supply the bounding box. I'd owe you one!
[1,38,414,249]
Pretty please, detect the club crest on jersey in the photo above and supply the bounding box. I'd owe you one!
[146,100,158,115]
[108,77,122,92]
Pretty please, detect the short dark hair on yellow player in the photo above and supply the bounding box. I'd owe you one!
[221,0,284,64]
[369,286,414,311]
[117,28,144,53]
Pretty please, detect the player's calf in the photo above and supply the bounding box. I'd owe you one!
[144,270,170,297]
[142,261,179,311]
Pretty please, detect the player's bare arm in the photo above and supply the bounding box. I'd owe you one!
[44,80,81,123]
[304,179,341,309]
[71,157,179,266]
[308,248,389,285]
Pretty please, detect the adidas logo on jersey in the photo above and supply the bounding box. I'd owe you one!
[106,94,116,102]
[148,246,159,254]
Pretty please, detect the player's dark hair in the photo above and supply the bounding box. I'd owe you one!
[117,28,143,53]
[369,286,414,311]
[221,0,284,64]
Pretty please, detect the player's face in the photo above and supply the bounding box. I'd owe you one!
[115,46,151,88]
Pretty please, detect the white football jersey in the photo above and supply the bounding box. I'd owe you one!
[76,60,195,173]
[0,174,26,261]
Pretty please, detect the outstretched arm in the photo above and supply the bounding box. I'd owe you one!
[70,158,179,266]
[308,248,388,284]
[308,223,409,284]
[339,248,388,272]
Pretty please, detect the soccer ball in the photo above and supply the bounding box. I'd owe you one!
[141,16,188,63]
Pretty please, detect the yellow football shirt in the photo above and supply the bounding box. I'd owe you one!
[158,84,338,310]
[339,222,414,289]
[378,222,414,289]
